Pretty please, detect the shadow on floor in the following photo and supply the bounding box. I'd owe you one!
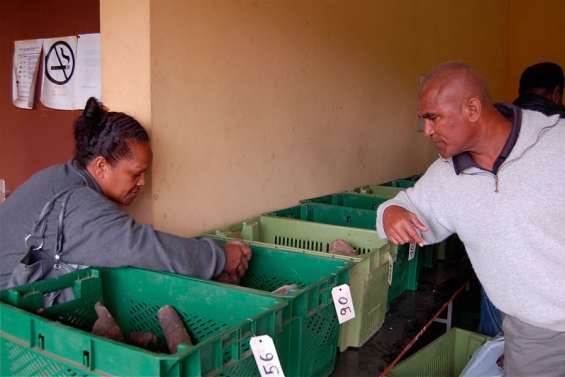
[332,245,481,377]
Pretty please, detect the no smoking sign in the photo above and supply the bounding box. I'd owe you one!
[45,41,75,85]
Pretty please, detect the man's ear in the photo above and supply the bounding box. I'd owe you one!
[464,97,482,123]
[551,86,562,105]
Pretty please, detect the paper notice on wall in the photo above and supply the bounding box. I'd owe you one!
[40,36,78,110]
[12,39,43,109]
[73,33,101,109]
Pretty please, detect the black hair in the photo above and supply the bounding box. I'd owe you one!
[74,97,149,168]
[519,62,564,96]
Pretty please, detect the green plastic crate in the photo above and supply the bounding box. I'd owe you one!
[388,328,489,377]
[349,184,404,199]
[208,215,391,352]
[387,244,422,307]
[270,203,377,230]
[269,203,422,307]
[346,185,440,270]
[302,192,388,211]
[381,174,422,189]
[212,241,352,377]
[0,268,287,377]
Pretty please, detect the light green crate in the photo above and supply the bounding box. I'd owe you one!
[389,327,489,377]
[208,215,391,352]
[268,204,422,307]
[210,241,352,377]
[349,184,404,199]
[0,268,286,377]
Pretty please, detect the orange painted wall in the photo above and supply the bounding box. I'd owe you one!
[147,0,508,235]
[0,0,100,193]
[504,0,565,101]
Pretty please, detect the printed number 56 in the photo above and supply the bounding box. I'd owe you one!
[263,365,279,375]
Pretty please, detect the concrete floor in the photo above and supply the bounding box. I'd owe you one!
[331,247,479,376]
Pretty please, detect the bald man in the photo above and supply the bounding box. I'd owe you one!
[376,62,565,376]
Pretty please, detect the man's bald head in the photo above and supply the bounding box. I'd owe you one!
[417,62,499,159]
[420,62,492,109]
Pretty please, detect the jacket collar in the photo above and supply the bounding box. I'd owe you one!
[452,104,520,174]
[69,160,103,193]
[444,104,562,174]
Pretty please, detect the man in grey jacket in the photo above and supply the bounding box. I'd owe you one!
[377,62,565,376]
[0,98,249,291]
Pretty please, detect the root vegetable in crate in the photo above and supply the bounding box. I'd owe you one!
[158,305,193,353]
[271,284,298,296]
[92,302,125,342]
[92,302,193,354]
[330,239,358,257]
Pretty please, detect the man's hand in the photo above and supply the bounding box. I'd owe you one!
[383,205,428,246]
[222,239,252,278]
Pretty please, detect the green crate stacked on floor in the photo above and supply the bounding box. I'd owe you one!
[299,193,423,304]
[0,267,287,377]
[208,215,391,352]
[388,327,489,377]
[211,240,352,377]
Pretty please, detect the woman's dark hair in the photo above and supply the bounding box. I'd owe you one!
[74,97,149,168]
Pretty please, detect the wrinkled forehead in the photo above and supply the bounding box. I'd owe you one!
[418,84,440,115]
[418,79,461,115]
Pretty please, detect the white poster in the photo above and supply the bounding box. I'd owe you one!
[12,39,43,109]
[74,33,101,109]
[40,36,78,110]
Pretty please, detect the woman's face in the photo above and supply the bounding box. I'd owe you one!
[95,140,153,206]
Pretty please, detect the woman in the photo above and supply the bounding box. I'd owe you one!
[0,98,249,294]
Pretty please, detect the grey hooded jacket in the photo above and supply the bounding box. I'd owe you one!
[0,160,226,290]
[376,108,565,331]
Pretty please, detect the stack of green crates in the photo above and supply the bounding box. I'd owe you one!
[212,240,352,377]
[299,193,423,304]
[208,215,390,352]
[269,202,421,306]
[0,267,286,377]
[389,327,489,377]
[380,174,422,188]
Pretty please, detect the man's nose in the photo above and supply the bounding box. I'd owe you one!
[423,120,434,137]
[138,173,146,187]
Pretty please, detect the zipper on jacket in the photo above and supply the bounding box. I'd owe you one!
[462,170,500,193]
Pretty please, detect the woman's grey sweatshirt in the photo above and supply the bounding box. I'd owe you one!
[0,161,225,289]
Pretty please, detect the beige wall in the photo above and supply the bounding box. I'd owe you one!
[102,0,565,236]
[504,0,565,101]
[147,0,508,235]
[100,0,154,223]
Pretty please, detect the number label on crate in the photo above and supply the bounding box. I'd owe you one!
[388,253,394,285]
[250,335,285,377]
[408,242,416,261]
[331,284,356,324]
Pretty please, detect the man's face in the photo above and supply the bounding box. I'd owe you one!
[100,141,153,206]
[417,86,473,158]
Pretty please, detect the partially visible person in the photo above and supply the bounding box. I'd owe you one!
[378,62,565,376]
[0,97,251,297]
[513,61,565,116]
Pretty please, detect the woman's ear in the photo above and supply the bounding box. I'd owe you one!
[91,156,109,179]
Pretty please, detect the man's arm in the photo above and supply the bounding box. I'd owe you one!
[376,163,453,246]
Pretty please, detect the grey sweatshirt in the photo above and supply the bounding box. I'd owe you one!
[0,161,226,289]
[376,109,565,331]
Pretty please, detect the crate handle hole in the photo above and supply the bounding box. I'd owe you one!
[83,351,90,367]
